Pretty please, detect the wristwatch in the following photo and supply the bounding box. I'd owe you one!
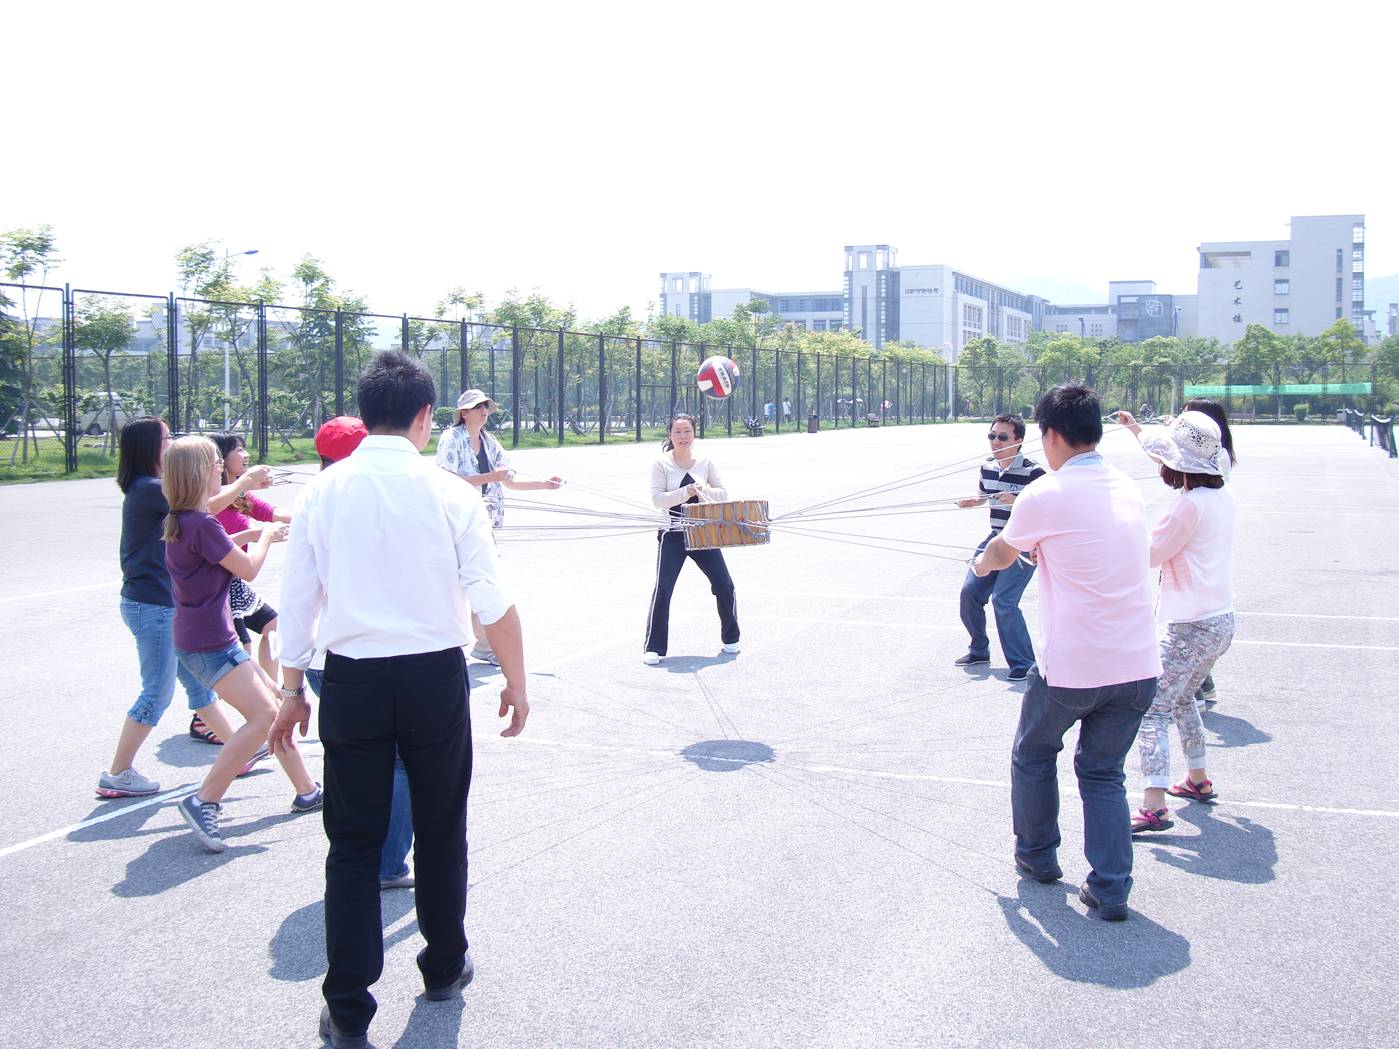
[279,685,306,700]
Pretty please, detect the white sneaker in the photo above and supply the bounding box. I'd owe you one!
[721,643,741,654]
[470,644,499,664]
[96,767,161,798]
[642,652,661,665]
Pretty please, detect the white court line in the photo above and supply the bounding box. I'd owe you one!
[495,738,1399,820]
[0,581,120,604]
[0,783,198,859]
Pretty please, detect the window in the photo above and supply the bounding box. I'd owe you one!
[1353,276,1364,292]
[1353,247,1365,267]
[1200,251,1251,269]
[962,329,979,344]
[813,320,827,332]
[1055,323,1069,333]
[672,278,683,292]
[1337,277,1344,302]
[1337,307,1344,319]
[1089,323,1104,337]
[859,252,870,269]
[1337,249,1344,273]
[1353,224,1365,244]
[1274,309,1289,325]
[1274,279,1289,295]
[1274,250,1290,267]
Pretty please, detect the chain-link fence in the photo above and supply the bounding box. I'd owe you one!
[4,280,1393,481]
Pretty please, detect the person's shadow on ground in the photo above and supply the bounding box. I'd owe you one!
[268,893,420,982]
[110,832,268,897]
[1204,710,1272,749]
[997,880,1191,987]
[661,654,736,674]
[1144,803,1278,884]
[394,996,464,1049]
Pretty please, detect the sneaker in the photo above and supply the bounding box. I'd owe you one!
[469,644,498,664]
[380,868,415,890]
[236,745,270,778]
[1079,882,1129,921]
[423,952,476,1000]
[1194,698,1206,718]
[1197,674,1217,703]
[96,767,161,798]
[318,1005,368,1049]
[1006,667,1031,682]
[721,642,741,654]
[290,784,324,814]
[178,793,227,853]
[953,653,990,667]
[642,652,661,666]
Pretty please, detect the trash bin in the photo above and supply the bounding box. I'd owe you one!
[807,412,819,434]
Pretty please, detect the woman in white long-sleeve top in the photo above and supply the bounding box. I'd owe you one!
[643,413,741,665]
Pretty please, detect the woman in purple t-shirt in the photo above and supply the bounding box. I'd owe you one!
[162,436,321,852]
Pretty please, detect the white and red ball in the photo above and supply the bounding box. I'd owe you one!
[696,355,740,400]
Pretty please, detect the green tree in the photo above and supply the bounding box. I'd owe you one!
[2,225,61,465]
[73,297,137,456]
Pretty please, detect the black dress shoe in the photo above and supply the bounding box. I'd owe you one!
[423,952,476,1001]
[319,1005,368,1049]
[954,654,990,667]
[1014,855,1062,883]
[1079,882,1129,922]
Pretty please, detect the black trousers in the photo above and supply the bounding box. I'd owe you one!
[644,529,740,656]
[319,646,473,1034]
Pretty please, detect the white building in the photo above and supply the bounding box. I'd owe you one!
[1197,214,1366,342]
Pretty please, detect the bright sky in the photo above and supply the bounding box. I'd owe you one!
[6,1,1395,321]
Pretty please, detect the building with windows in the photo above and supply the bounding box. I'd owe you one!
[1196,214,1366,342]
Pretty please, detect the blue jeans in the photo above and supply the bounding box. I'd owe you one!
[120,598,215,725]
[1011,667,1156,906]
[960,534,1037,671]
[307,668,413,880]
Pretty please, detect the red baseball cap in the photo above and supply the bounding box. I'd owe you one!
[315,416,368,463]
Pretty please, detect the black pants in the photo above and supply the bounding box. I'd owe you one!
[644,529,740,656]
[319,646,473,1034]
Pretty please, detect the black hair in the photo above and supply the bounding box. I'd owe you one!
[662,412,698,452]
[991,413,1026,441]
[1182,397,1236,466]
[1160,465,1225,491]
[116,417,167,493]
[358,350,437,431]
[209,432,246,485]
[1034,384,1103,449]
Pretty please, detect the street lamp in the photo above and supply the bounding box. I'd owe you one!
[222,249,258,430]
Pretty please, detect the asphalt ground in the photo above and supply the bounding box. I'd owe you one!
[1,420,1396,1049]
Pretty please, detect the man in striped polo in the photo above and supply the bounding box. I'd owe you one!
[955,413,1046,682]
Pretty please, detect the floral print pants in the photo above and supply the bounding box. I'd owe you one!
[1137,613,1235,789]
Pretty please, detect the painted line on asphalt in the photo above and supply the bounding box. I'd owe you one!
[497,739,1399,820]
[0,783,198,859]
[0,580,120,604]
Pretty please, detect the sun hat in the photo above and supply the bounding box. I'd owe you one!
[1139,410,1229,476]
[454,389,496,422]
[314,416,368,464]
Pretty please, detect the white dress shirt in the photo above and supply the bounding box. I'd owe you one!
[278,435,513,668]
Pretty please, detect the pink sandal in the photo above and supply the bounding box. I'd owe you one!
[1131,807,1174,834]
[1166,777,1218,802]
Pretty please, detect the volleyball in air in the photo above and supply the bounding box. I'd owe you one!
[696,355,740,400]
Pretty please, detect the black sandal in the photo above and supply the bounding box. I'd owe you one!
[189,714,223,745]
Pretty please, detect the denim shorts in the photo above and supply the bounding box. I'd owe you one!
[176,642,251,691]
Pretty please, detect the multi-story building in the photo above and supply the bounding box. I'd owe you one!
[1196,214,1366,342]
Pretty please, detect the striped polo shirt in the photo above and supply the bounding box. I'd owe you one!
[979,453,1045,534]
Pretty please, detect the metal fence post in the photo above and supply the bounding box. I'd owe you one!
[696,343,706,438]
[256,301,269,461]
[669,340,678,417]
[775,349,783,434]
[634,336,642,442]
[511,326,521,449]
[814,353,822,431]
[166,293,180,432]
[62,284,77,472]
[401,314,410,354]
[557,328,566,446]
[750,346,758,423]
[334,310,345,416]
[597,333,606,445]
[461,321,470,391]
[796,350,803,427]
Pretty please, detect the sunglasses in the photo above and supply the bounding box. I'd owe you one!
[987,432,1016,442]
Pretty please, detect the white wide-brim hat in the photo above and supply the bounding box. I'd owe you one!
[1139,410,1229,477]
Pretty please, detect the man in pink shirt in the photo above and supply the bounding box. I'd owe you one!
[973,384,1160,921]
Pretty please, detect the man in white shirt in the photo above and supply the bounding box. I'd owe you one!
[270,350,529,1048]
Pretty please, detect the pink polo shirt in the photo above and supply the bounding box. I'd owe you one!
[1000,452,1161,688]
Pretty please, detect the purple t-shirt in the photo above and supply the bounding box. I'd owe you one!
[165,510,238,652]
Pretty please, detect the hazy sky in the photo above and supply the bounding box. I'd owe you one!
[6,1,1394,320]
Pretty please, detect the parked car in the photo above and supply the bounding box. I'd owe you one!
[79,396,143,435]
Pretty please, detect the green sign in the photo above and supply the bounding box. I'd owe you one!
[1184,383,1371,397]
